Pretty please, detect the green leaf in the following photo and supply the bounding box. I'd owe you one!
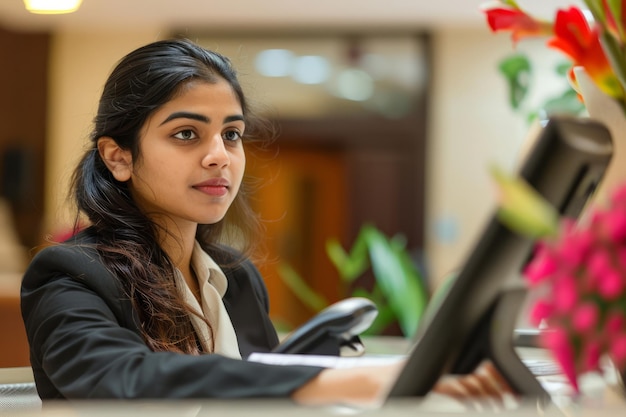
[555,60,573,77]
[525,110,539,125]
[364,304,396,335]
[583,0,608,27]
[498,53,532,109]
[326,234,369,283]
[277,262,329,313]
[350,287,373,300]
[490,165,559,239]
[272,318,295,333]
[502,0,520,7]
[541,88,586,116]
[598,31,626,108]
[362,225,428,338]
[606,0,624,40]
[350,285,395,335]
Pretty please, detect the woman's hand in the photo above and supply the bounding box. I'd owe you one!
[291,360,518,409]
[432,361,518,409]
[291,363,403,407]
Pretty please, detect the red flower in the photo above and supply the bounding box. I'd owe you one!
[483,4,553,44]
[548,7,623,98]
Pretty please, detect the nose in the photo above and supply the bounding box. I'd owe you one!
[201,136,229,168]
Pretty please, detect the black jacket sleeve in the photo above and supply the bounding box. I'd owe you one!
[21,243,323,400]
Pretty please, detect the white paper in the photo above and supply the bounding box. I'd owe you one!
[247,352,405,368]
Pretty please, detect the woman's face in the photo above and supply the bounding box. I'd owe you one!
[129,79,246,232]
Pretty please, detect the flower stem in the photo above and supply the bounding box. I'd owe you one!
[599,31,626,115]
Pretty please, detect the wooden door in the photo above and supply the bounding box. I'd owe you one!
[247,145,347,329]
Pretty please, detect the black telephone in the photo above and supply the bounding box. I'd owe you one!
[272,297,378,356]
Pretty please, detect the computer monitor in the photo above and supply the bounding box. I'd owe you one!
[387,116,613,401]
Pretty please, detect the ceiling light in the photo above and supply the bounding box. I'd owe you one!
[23,0,83,14]
[292,56,330,85]
[335,69,374,102]
[254,49,294,78]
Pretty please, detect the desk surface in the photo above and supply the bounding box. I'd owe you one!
[4,340,626,416]
[6,393,626,417]
[5,365,625,416]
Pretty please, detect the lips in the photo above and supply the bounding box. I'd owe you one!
[192,178,230,197]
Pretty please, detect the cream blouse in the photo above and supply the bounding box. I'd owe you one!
[174,241,241,359]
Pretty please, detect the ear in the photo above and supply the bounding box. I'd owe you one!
[97,137,132,182]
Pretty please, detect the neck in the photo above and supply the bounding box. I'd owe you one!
[155,220,197,274]
[158,223,200,300]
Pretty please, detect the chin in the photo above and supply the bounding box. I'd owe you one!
[197,215,227,225]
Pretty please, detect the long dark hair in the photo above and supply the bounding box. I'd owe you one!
[69,38,270,354]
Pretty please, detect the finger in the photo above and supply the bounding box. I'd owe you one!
[432,375,471,398]
[474,362,523,410]
[457,374,487,397]
[433,376,491,411]
[468,373,501,398]
[476,361,516,395]
[459,373,505,408]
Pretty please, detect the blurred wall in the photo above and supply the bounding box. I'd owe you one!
[426,29,526,286]
[45,30,163,233]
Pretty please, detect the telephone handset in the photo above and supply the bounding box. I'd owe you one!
[272,297,378,356]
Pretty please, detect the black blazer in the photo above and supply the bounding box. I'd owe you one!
[21,229,322,399]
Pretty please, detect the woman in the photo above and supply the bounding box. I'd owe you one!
[21,38,509,406]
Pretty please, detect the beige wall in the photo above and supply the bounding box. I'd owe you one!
[44,28,561,287]
[45,30,164,232]
[426,29,526,285]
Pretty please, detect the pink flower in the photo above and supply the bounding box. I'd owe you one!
[610,335,626,369]
[553,276,579,311]
[524,248,558,285]
[544,328,579,393]
[529,299,553,326]
[606,311,626,333]
[588,249,613,284]
[572,302,599,333]
[610,184,626,206]
[518,183,626,390]
[617,248,626,270]
[558,236,587,266]
[597,269,625,300]
[582,339,602,371]
[602,209,626,243]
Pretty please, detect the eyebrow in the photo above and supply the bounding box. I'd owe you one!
[159,112,245,126]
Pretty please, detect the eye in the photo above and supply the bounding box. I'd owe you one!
[173,129,198,141]
[222,129,243,142]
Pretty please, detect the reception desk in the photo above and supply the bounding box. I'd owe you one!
[3,345,625,417]
[5,387,625,417]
